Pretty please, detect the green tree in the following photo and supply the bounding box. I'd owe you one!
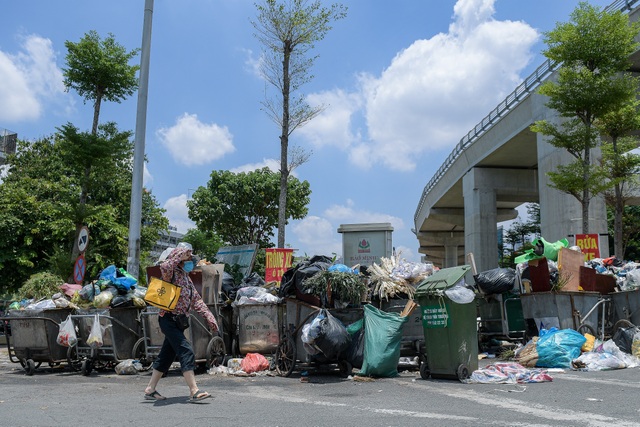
[531,2,640,233]
[607,206,640,261]
[0,128,168,294]
[252,0,346,248]
[63,31,140,262]
[182,228,225,263]
[187,167,311,249]
[597,99,640,259]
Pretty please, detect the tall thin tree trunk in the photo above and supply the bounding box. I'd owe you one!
[277,41,292,248]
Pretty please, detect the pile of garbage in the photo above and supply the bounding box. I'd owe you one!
[7,265,146,313]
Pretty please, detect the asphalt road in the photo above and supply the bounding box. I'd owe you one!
[1,346,640,427]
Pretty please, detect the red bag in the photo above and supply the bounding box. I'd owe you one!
[240,353,270,374]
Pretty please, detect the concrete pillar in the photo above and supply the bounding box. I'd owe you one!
[444,242,459,268]
[463,168,498,273]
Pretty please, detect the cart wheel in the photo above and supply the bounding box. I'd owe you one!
[338,360,352,378]
[67,345,82,372]
[206,336,226,368]
[81,359,93,376]
[419,359,430,380]
[25,359,36,376]
[577,323,596,337]
[613,319,635,334]
[456,364,470,381]
[131,337,152,370]
[275,336,296,377]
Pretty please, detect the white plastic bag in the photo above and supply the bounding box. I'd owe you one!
[87,314,104,348]
[56,315,77,347]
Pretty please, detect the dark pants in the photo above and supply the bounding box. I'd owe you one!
[152,314,196,373]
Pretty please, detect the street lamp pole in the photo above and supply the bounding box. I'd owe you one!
[127,0,154,279]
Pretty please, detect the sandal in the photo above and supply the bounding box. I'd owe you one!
[189,390,211,403]
[144,390,166,401]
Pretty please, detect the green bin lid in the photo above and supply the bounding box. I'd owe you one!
[415,265,471,296]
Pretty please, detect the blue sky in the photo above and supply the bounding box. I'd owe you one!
[0,0,614,263]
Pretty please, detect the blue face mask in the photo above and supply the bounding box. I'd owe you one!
[182,261,194,273]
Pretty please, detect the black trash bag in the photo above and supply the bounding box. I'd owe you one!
[240,272,266,288]
[313,309,351,361]
[612,325,640,354]
[279,255,333,298]
[474,267,516,295]
[343,319,364,369]
[221,272,240,301]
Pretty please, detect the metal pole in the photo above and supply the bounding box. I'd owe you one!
[127,0,154,279]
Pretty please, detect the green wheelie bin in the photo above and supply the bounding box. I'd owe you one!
[415,265,478,381]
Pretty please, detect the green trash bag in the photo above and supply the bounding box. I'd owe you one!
[358,304,408,378]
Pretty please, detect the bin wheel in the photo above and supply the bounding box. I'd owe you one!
[206,336,226,368]
[456,364,470,381]
[25,359,36,376]
[81,359,93,376]
[131,337,152,370]
[338,360,352,378]
[67,345,82,372]
[577,323,596,337]
[275,336,296,377]
[613,319,635,334]
[419,360,430,380]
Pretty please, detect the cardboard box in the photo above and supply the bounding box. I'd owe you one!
[200,264,225,305]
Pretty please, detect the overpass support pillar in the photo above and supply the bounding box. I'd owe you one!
[444,242,459,268]
[463,168,498,273]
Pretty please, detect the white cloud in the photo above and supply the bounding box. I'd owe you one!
[230,158,281,174]
[299,0,539,172]
[290,199,406,259]
[291,216,341,258]
[324,199,405,231]
[163,194,195,234]
[143,162,152,187]
[0,34,66,122]
[297,89,363,150]
[157,113,235,166]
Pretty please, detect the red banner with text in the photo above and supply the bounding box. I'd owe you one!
[265,248,294,283]
[575,234,600,261]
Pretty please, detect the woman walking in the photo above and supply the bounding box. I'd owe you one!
[143,244,219,402]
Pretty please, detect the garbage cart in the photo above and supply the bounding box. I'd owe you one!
[415,265,478,381]
[131,307,225,371]
[68,307,142,375]
[376,298,424,367]
[1,308,73,375]
[233,302,283,356]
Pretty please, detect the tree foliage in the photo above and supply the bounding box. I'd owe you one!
[0,128,168,294]
[252,0,346,248]
[187,167,311,249]
[63,31,139,134]
[532,2,640,233]
[597,98,640,259]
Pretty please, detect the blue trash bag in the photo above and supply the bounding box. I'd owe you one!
[536,328,586,368]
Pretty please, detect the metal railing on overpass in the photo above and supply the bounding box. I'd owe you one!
[414,0,640,223]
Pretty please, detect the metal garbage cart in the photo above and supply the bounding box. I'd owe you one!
[415,265,478,381]
[67,307,142,375]
[519,290,609,340]
[131,307,225,371]
[274,297,363,377]
[476,291,526,349]
[1,308,72,375]
[232,302,283,357]
[609,288,640,329]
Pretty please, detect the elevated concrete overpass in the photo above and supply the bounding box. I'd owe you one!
[413,0,640,273]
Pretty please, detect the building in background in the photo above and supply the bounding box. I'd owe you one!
[149,225,184,262]
[0,128,17,166]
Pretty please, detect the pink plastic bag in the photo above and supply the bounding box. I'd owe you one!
[240,353,270,373]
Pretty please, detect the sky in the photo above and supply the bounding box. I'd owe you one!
[0,0,616,264]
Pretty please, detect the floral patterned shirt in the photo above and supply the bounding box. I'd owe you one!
[158,247,218,330]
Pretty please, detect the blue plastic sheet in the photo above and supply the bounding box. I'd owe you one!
[536,328,586,368]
